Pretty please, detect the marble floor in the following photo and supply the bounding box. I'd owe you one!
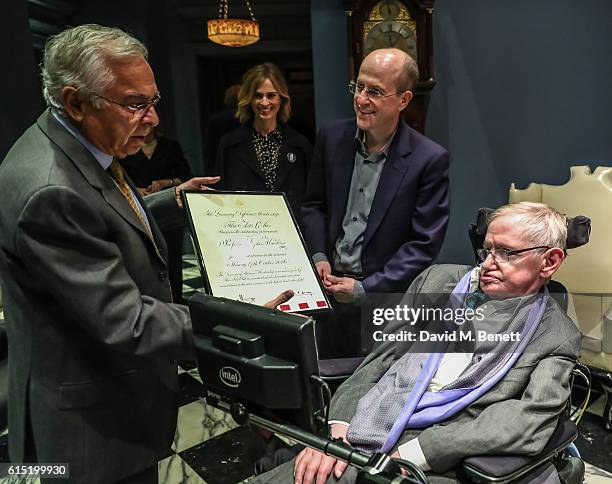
[0,256,611,483]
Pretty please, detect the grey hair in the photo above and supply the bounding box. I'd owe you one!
[41,24,148,115]
[489,202,567,251]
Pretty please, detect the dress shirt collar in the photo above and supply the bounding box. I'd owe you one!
[51,109,113,170]
[354,126,397,163]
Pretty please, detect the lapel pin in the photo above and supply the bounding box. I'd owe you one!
[287,152,296,163]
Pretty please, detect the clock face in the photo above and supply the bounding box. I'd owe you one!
[364,20,418,61]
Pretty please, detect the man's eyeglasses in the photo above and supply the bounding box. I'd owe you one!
[348,81,407,100]
[477,246,551,264]
[94,93,161,118]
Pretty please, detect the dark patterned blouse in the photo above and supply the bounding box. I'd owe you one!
[251,126,283,191]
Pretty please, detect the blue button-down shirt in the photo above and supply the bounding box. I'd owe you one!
[333,128,391,275]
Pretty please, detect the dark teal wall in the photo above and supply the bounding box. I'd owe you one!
[310,0,612,264]
[311,0,354,125]
[0,0,41,160]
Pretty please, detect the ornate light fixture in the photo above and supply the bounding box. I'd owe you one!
[207,0,260,47]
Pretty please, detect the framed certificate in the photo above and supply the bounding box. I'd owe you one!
[182,191,331,314]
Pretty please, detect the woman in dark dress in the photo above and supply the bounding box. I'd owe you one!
[213,63,312,225]
[120,129,193,196]
[119,129,193,303]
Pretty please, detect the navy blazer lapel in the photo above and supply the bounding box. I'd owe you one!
[329,127,358,245]
[38,110,165,262]
[363,121,413,249]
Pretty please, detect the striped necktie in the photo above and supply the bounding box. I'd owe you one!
[108,159,153,239]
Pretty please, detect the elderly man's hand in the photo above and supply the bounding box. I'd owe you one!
[325,275,355,303]
[294,423,350,484]
[174,176,220,208]
[263,290,294,309]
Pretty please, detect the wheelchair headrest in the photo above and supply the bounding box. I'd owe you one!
[468,207,591,261]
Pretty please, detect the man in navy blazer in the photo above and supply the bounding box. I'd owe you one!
[302,48,450,357]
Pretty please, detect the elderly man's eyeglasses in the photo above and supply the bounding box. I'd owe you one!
[94,93,161,118]
[477,246,551,263]
[348,81,407,100]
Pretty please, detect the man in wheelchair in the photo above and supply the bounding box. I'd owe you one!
[254,202,581,484]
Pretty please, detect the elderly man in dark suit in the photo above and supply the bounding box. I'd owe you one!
[0,24,291,483]
[302,48,450,358]
[255,202,581,484]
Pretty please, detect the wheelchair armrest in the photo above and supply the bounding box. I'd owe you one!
[462,417,577,483]
[319,357,365,382]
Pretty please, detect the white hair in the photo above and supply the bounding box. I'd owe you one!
[41,24,147,115]
[489,202,567,251]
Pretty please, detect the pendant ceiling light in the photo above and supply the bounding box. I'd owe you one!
[207,0,260,47]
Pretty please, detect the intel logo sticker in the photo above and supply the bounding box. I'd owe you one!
[219,366,242,388]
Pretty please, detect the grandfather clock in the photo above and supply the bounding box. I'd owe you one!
[344,0,436,133]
